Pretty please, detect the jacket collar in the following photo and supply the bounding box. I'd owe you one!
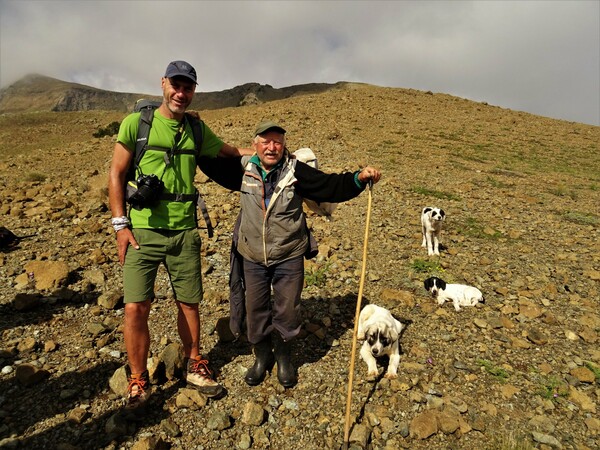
[250,152,287,180]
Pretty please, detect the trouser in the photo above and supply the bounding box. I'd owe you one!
[242,255,304,344]
[123,228,202,303]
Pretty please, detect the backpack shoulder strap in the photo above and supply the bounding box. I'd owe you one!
[134,107,154,168]
[292,148,337,219]
[126,106,155,182]
[185,112,204,155]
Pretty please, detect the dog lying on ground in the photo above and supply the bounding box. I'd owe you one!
[357,304,404,379]
[421,207,445,256]
[423,276,484,311]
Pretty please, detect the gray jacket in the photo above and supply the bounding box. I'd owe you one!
[236,154,308,266]
[229,152,366,337]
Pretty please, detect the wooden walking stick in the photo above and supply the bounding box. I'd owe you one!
[342,181,373,450]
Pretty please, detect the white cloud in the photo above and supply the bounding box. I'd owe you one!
[0,0,598,125]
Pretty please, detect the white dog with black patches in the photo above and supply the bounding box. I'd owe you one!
[424,276,485,311]
[421,207,445,256]
[357,304,404,379]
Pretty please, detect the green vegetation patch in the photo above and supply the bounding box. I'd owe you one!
[585,361,600,381]
[411,186,461,201]
[93,121,121,138]
[534,375,569,402]
[458,217,503,239]
[305,263,330,288]
[562,211,598,226]
[22,172,47,182]
[477,358,510,382]
[409,258,443,274]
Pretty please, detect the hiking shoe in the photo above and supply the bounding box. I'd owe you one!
[124,369,150,411]
[185,356,224,398]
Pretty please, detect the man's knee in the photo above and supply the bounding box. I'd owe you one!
[125,300,151,319]
[176,300,199,312]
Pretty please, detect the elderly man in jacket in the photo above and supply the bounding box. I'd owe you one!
[236,120,381,387]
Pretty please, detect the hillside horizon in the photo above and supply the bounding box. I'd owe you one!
[0,73,349,115]
[2,73,596,128]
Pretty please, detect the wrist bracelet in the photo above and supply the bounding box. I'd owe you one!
[111,216,130,232]
[113,223,129,232]
[111,216,129,225]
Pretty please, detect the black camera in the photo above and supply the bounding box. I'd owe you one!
[126,174,164,210]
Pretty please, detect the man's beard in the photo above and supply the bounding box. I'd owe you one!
[165,95,188,115]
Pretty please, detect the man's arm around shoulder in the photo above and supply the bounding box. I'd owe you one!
[218,143,254,158]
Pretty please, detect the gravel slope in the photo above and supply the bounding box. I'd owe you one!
[1,84,599,450]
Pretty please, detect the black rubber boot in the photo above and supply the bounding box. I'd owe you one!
[244,338,274,386]
[273,334,297,388]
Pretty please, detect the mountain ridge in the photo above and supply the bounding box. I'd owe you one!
[0,74,348,114]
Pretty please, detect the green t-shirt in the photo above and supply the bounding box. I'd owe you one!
[118,109,224,230]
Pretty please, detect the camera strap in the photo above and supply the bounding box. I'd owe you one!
[163,118,214,237]
[130,114,214,237]
[163,119,186,169]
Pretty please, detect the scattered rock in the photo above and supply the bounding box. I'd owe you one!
[570,366,596,384]
[206,411,231,431]
[22,260,70,291]
[15,363,50,387]
[531,431,563,449]
[175,388,207,409]
[410,410,439,439]
[242,401,266,426]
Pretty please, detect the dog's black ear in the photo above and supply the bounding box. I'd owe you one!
[423,207,432,214]
[437,278,447,289]
[424,278,432,289]
[439,209,445,217]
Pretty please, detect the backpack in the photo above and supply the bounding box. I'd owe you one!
[292,148,337,219]
[130,100,244,237]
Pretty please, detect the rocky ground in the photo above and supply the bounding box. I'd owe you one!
[0,84,599,450]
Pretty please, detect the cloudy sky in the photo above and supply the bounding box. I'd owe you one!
[1,0,598,126]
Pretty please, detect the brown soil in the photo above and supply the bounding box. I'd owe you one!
[0,83,599,450]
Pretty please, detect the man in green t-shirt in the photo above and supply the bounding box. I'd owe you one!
[108,60,251,411]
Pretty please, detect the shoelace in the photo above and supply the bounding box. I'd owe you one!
[190,357,212,377]
[127,377,148,398]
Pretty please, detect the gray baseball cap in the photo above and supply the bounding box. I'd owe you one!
[164,60,197,84]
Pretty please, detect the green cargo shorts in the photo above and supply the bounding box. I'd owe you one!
[123,228,203,304]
